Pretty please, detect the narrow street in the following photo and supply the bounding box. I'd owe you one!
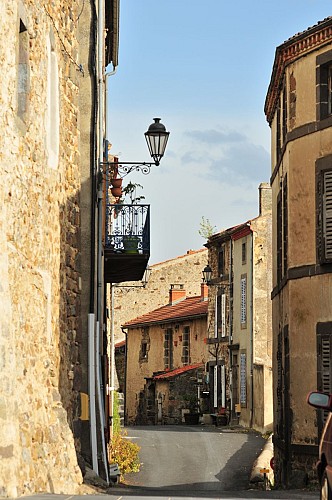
[107,425,319,499]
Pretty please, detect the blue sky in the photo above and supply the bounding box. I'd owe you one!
[107,1,332,264]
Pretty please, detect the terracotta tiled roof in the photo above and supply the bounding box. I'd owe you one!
[122,295,208,329]
[153,363,204,380]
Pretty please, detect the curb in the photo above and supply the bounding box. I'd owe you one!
[250,435,274,485]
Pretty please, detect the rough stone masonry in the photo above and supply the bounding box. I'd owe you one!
[0,1,85,496]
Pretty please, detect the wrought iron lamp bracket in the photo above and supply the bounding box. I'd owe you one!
[100,161,156,179]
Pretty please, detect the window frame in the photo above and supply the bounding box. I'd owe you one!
[316,50,332,122]
[316,155,332,264]
[181,326,190,365]
[240,274,247,328]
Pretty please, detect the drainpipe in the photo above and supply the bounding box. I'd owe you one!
[88,313,98,474]
[229,236,233,419]
[121,327,128,426]
[109,283,115,439]
[96,0,109,484]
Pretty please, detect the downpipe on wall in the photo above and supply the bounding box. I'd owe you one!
[95,0,109,484]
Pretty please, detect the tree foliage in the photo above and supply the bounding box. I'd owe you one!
[198,216,216,239]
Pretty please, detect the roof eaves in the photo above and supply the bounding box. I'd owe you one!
[123,311,207,330]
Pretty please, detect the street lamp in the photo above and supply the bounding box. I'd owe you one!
[144,118,170,166]
[103,118,170,176]
[202,264,212,284]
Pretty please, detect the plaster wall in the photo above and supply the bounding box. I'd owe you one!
[232,234,253,427]
[288,275,332,443]
[125,316,207,423]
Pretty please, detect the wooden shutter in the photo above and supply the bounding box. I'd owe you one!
[221,293,226,337]
[240,352,247,407]
[323,171,332,260]
[317,326,332,430]
[240,277,247,324]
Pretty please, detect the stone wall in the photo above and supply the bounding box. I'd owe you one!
[0,1,86,495]
[112,248,208,345]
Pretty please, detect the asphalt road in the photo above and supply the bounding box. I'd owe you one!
[10,425,320,500]
[122,425,264,492]
[108,425,319,499]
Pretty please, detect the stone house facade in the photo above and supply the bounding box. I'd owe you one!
[111,248,208,345]
[204,184,272,433]
[0,0,119,495]
[122,284,208,424]
[265,16,332,487]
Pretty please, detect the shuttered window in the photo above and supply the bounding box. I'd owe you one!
[215,293,226,338]
[164,329,173,369]
[317,323,332,432]
[316,159,332,263]
[240,352,247,407]
[323,171,332,260]
[221,293,226,338]
[240,276,247,326]
[182,327,190,365]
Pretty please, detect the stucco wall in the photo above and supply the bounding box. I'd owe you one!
[125,316,207,424]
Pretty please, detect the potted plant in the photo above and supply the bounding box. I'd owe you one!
[120,182,145,254]
[183,394,200,425]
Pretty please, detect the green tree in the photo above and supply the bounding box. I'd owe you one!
[198,216,216,239]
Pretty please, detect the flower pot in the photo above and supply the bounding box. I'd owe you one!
[111,186,122,197]
[123,235,139,254]
[111,178,123,188]
[184,413,200,425]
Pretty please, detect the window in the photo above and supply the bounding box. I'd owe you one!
[139,327,150,362]
[316,50,332,121]
[182,327,190,365]
[276,79,287,160]
[316,156,332,263]
[215,291,226,338]
[242,242,246,264]
[164,329,173,369]
[317,323,332,432]
[141,342,147,359]
[240,275,247,326]
[277,175,288,283]
[218,247,224,277]
[18,19,29,122]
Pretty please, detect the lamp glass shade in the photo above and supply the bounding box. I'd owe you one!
[202,264,212,284]
[144,118,170,166]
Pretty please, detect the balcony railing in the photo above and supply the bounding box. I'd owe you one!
[105,204,150,255]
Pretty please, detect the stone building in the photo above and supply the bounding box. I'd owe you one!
[0,0,119,495]
[265,16,332,487]
[204,184,272,433]
[122,284,208,424]
[111,248,208,345]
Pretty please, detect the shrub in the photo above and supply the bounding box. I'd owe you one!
[109,430,140,478]
[113,391,121,436]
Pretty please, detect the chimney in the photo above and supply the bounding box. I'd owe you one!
[169,284,186,305]
[259,182,272,216]
[201,282,208,301]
